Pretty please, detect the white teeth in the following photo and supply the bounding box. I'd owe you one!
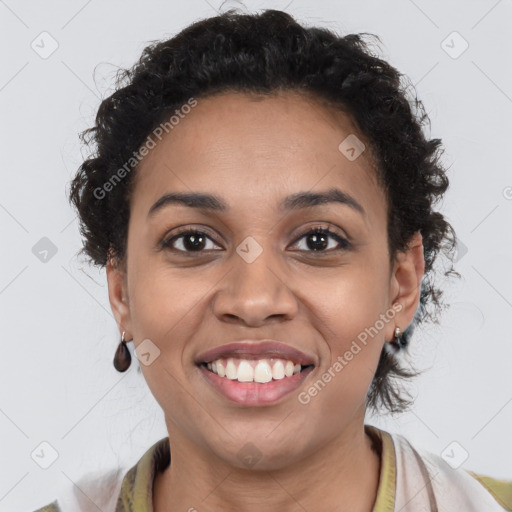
[237,360,254,382]
[206,357,306,383]
[225,358,238,380]
[254,361,273,383]
[284,361,294,377]
[271,360,285,380]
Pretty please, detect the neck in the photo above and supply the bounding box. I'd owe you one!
[153,417,381,512]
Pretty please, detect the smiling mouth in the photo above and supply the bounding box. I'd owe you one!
[199,357,315,384]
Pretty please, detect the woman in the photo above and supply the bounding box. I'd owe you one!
[34,9,512,512]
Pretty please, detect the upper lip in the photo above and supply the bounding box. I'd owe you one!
[195,340,317,366]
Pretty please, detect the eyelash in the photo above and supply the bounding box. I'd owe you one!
[161,226,350,255]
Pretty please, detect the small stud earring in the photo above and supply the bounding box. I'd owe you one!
[389,326,405,350]
[113,330,132,372]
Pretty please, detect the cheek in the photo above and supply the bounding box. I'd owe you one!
[125,264,201,397]
[308,260,390,397]
[127,267,202,419]
[314,260,390,344]
[128,258,207,337]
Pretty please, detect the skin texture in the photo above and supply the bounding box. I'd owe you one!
[106,91,425,511]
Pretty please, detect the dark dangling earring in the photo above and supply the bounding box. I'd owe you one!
[390,326,405,350]
[113,330,132,372]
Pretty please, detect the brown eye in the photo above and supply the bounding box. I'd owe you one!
[292,227,350,253]
[162,229,220,253]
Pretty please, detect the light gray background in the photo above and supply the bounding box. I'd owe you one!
[1,0,511,510]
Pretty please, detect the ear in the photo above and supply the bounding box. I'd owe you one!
[106,254,133,339]
[387,231,425,338]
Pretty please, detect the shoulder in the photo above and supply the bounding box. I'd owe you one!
[390,431,512,511]
[31,437,169,512]
[32,501,61,512]
[30,466,126,512]
[466,471,512,511]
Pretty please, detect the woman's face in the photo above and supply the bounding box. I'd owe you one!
[107,91,423,470]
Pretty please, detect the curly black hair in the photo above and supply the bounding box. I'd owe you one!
[69,9,458,416]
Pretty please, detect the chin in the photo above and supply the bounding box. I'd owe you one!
[211,433,311,472]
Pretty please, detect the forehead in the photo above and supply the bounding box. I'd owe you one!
[131,91,385,219]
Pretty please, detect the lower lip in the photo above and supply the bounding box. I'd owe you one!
[198,364,315,406]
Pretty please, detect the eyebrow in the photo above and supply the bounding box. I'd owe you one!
[147,187,365,219]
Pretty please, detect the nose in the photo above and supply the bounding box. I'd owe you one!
[211,243,299,327]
